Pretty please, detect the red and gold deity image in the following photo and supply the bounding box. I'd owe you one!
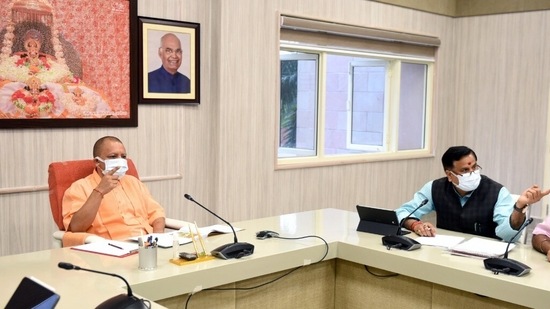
[0,0,130,119]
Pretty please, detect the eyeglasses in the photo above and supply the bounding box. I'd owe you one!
[162,48,182,56]
[450,165,482,177]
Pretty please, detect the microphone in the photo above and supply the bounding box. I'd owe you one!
[483,217,534,276]
[58,262,146,309]
[381,199,428,251]
[184,194,254,259]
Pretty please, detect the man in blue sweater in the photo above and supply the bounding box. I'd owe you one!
[148,33,190,93]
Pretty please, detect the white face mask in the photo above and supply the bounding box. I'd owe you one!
[452,170,481,192]
[95,157,128,178]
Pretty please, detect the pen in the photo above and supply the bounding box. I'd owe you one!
[108,243,123,250]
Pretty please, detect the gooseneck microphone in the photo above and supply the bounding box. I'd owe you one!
[483,217,534,276]
[58,262,146,309]
[184,194,254,259]
[381,199,428,251]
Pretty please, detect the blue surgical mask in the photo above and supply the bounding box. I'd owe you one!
[95,157,128,178]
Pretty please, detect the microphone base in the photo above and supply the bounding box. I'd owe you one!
[382,235,421,251]
[96,294,146,309]
[483,257,531,277]
[211,242,255,259]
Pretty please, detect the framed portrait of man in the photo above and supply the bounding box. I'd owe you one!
[137,17,200,104]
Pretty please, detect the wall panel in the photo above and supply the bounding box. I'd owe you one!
[454,12,550,216]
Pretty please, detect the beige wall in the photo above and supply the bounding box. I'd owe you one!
[0,0,548,256]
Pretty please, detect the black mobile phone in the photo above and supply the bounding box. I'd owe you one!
[179,252,198,261]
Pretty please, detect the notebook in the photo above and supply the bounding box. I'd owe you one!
[5,276,60,309]
[356,205,409,236]
[449,237,514,259]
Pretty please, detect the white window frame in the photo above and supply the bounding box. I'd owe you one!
[279,52,319,158]
[277,16,437,169]
[346,59,390,153]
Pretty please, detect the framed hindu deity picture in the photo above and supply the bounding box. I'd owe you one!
[0,0,137,128]
[137,17,200,104]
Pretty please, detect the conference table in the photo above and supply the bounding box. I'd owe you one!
[1,208,549,308]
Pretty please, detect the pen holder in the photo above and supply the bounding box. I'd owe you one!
[138,246,157,271]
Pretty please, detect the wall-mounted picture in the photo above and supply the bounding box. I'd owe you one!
[0,0,137,128]
[137,17,200,104]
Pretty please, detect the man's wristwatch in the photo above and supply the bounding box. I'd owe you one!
[513,203,529,214]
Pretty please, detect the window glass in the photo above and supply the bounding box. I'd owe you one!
[347,59,388,153]
[279,52,318,158]
[398,62,427,151]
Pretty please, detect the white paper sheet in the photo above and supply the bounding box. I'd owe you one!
[416,234,465,249]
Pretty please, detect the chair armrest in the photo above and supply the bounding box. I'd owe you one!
[84,235,106,244]
[53,230,65,240]
[52,230,105,248]
[165,218,192,230]
[52,231,65,248]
